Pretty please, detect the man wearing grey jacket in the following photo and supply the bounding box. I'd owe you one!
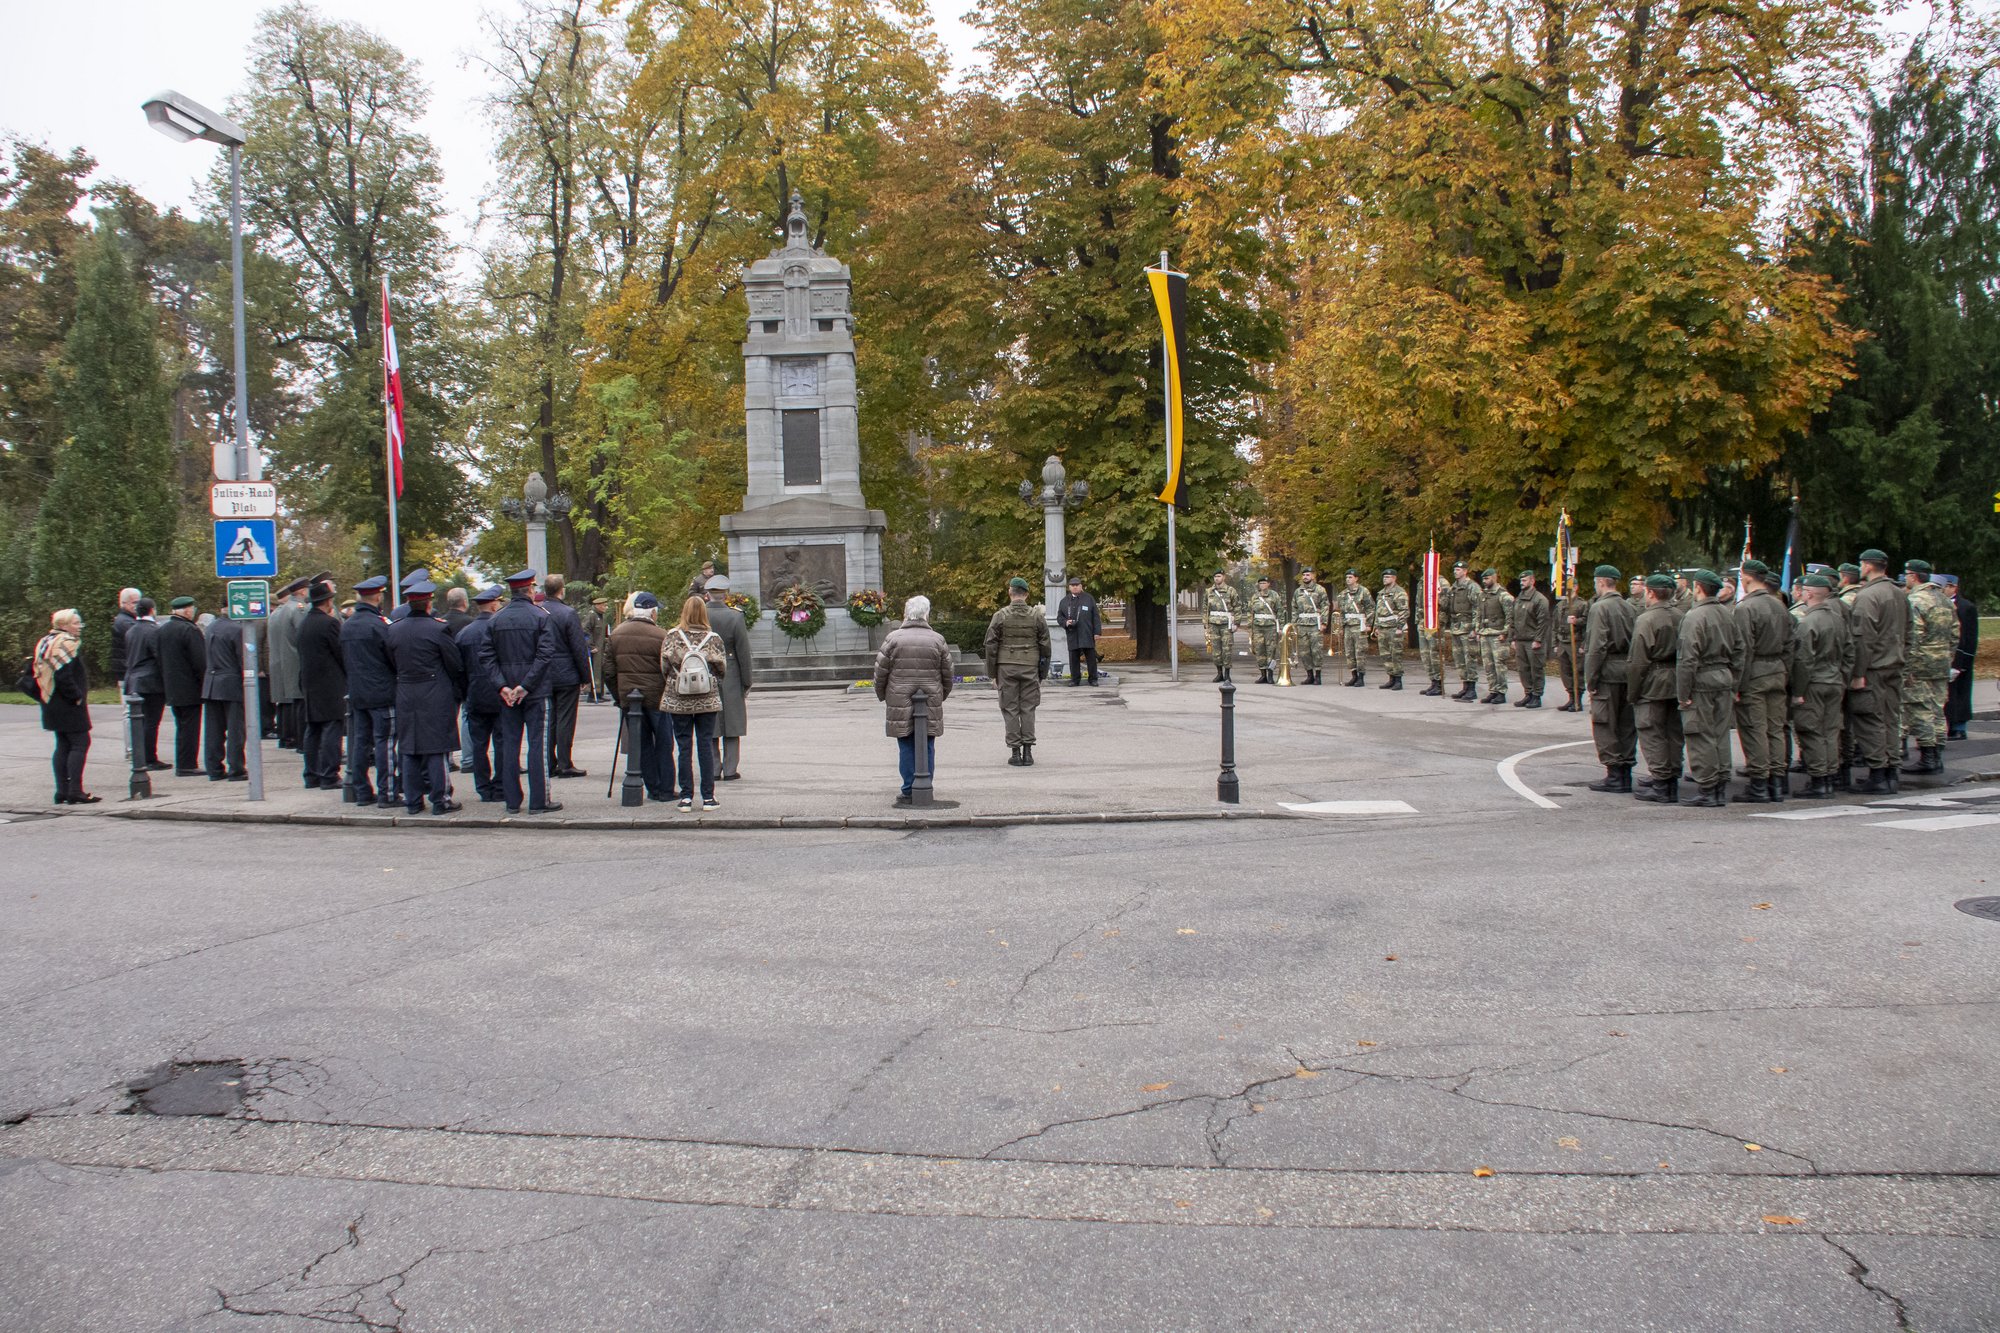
[703,577,754,780]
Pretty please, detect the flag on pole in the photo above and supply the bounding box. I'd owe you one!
[1146,266,1189,509]
[381,278,406,497]
[1554,509,1574,598]
[1736,517,1753,598]
[1422,545,1441,633]
[1777,497,1801,593]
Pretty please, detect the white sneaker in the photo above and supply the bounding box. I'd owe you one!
[702,797,719,810]
[677,798,692,812]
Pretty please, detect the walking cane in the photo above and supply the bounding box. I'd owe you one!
[606,701,626,799]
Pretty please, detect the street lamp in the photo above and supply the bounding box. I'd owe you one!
[1021,455,1089,679]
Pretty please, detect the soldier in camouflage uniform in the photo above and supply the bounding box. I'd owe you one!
[1247,576,1287,685]
[1475,568,1514,704]
[1203,570,1240,681]
[1292,569,1331,685]
[1373,569,1410,690]
[1418,568,1451,695]
[985,577,1053,765]
[1901,558,1956,774]
[1788,573,1854,799]
[1336,571,1376,686]
[1446,561,1482,699]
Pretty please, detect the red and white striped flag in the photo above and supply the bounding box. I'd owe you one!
[1422,546,1441,633]
[381,277,406,497]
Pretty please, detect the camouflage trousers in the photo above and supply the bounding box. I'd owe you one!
[1418,627,1445,683]
[1449,631,1478,687]
[1478,634,1511,694]
[1795,682,1845,777]
[1342,627,1368,672]
[1249,624,1281,672]
[1205,625,1234,670]
[1902,675,1948,746]
[1634,699,1684,783]
[1295,622,1326,671]
[1377,628,1404,679]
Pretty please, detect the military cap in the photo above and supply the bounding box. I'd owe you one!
[1800,573,1834,590]
[399,567,430,589]
[1857,548,1889,565]
[404,579,437,596]
[1593,563,1621,581]
[1804,562,1832,575]
[473,585,504,604]
[1299,567,1315,575]
[1903,558,1932,575]
[308,581,337,605]
[1256,574,1272,584]
[1382,566,1398,575]
[705,575,732,591]
[1482,567,1497,578]
[170,595,197,610]
[591,593,609,606]
[632,591,660,609]
[1933,573,1959,587]
[505,568,538,586]
[1452,560,1468,570]
[1688,568,1724,591]
[352,575,389,592]
[1838,562,1861,575]
[1345,568,1359,576]
[1739,558,1770,578]
[1008,576,1030,592]
[1644,573,1677,593]
[276,576,310,597]
[1518,568,1536,579]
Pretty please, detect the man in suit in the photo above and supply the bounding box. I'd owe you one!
[540,573,594,778]
[296,580,349,790]
[266,577,310,750]
[1057,576,1102,686]
[480,569,562,814]
[201,613,248,780]
[341,575,397,806]
[454,585,507,802]
[122,598,171,770]
[157,597,207,776]
[386,580,464,816]
[703,577,755,780]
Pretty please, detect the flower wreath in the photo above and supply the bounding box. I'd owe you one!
[847,588,888,627]
[775,584,825,640]
[724,591,761,623]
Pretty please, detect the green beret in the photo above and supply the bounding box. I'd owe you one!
[1689,568,1724,591]
[1381,567,1398,576]
[1299,567,1315,575]
[1800,573,1834,589]
[1518,569,1536,579]
[1740,558,1769,578]
[170,596,197,610]
[1858,548,1889,564]
[1903,558,1932,575]
[1593,564,1621,581]
[1645,574,1676,593]
[1345,568,1359,576]
[1008,576,1030,592]
[1256,574,1272,583]
[1482,567,1497,578]
[1838,562,1861,575]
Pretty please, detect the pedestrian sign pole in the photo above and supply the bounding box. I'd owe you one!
[212,513,276,801]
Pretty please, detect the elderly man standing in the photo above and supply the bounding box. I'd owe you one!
[876,595,954,804]
[703,576,754,780]
[604,591,671,800]
[987,577,1051,767]
[158,597,207,776]
[1059,576,1103,686]
[122,597,170,771]
[266,577,309,751]
[296,580,348,791]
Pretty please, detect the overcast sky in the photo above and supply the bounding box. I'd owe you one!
[0,0,986,249]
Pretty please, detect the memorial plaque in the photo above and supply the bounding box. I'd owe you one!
[760,542,846,606]
[782,408,822,485]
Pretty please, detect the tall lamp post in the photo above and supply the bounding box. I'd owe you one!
[500,471,572,584]
[1020,455,1087,679]
[143,90,265,800]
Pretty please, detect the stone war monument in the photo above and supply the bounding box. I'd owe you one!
[721,194,887,670]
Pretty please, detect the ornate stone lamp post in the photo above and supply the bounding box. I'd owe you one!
[500,471,572,583]
[1020,455,1088,679]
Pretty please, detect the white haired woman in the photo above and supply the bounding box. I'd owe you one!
[874,595,955,804]
[31,609,99,804]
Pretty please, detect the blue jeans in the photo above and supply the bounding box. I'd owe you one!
[671,711,717,800]
[897,734,936,794]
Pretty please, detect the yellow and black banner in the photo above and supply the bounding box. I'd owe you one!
[1148,267,1189,509]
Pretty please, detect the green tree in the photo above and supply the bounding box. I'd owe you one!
[29,224,176,670]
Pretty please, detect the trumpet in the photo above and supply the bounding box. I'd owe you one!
[1275,622,1297,686]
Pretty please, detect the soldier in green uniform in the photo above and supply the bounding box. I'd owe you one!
[1551,581,1590,711]
[1848,549,1909,792]
[1373,569,1410,689]
[1627,575,1645,613]
[1336,570,1375,686]
[1901,558,1956,774]
[1292,569,1330,684]
[1676,569,1740,807]
[1670,571,1695,615]
[1417,566,1451,695]
[1582,565,1637,792]
[1833,562,1863,787]
[1247,575,1287,685]
[1628,573,1685,803]
[1509,570,1550,708]
[1789,573,1854,799]
[1446,561,1482,700]
[986,577,1052,766]
[1203,570,1239,681]
[1731,558,1793,803]
[1475,568,1514,703]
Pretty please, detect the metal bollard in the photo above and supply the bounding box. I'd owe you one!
[126,692,153,800]
[1217,677,1239,804]
[621,688,645,807]
[341,703,359,803]
[909,688,934,807]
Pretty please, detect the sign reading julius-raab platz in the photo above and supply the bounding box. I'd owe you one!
[211,481,278,518]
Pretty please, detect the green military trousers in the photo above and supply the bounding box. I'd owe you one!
[996,664,1041,747]
[1848,670,1904,769]
[1735,680,1788,780]
[1681,688,1735,789]
[1634,699,1684,783]
[1795,682,1846,778]
[1590,681,1637,768]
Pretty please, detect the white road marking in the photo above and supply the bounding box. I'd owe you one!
[1496,741,1592,810]
[1748,808,1878,821]
[1867,784,2000,809]
[1280,800,1418,816]
[1870,813,2000,832]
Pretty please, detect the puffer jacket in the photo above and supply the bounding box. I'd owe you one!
[604,617,668,711]
[660,625,726,715]
[875,622,954,738]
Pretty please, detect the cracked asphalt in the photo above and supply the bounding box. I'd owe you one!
[2,706,1997,1330]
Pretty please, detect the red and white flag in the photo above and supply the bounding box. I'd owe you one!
[381,278,406,497]
[1422,546,1441,633]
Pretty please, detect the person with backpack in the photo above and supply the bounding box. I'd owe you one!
[661,596,727,811]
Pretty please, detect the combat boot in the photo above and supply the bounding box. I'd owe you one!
[1738,776,1771,804]
[1856,767,1892,794]
[1682,782,1726,808]
[1021,744,1035,766]
[1421,682,1444,696]
[1212,665,1225,682]
[1256,668,1272,685]
[1484,692,1506,705]
[1770,773,1787,803]
[1354,671,1366,687]
[1795,775,1832,800]
[1634,777,1676,803]
[1008,745,1026,766]
[1908,745,1943,775]
[1380,677,1397,689]
[1833,765,1851,792]
[1524,696,1541,709]
[1886,766,1900,793]
[1588,766,1633,793]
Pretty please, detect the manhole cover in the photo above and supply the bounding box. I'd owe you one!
[1954,897,2000,923]
[125,1060,250,1116]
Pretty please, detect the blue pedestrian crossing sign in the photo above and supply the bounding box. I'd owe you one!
[213,518,278,578]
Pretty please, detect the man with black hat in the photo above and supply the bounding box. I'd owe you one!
[541,573,593,778]
[389,567,430,623]
[200,607,248,781]
[1373,568,1409,689]
[703,576,754,778]
[158,597,207,775]
[454,586,507,802]
[1509,570,1550,708]
[1732,558,1793,802]
[1676,569,1739,806]
[296,580,348,790]
[1901,558,1956,775]
[341,575,397,805]
[1848,548,1909,792]
[1582,565,1637,792]
[1628,573,1685,803]
[267,577,310,751]
[1292,568,1330,684]
[1789,573,1853,798]
[605,590,671,800]
[386,579,463,815]
[986,577,1051,765]
[1246,575,1285,685]
[480,569,562,814]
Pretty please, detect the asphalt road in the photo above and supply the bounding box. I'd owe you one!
[2,706,1997,1329]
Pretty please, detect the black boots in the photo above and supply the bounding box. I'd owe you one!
[1682,782,1728,808]
[1634,777,1679,804]
[1256,668,1274,685]
[1345,670,1364,687]
[1857,767,1892,794]
[1421,681,1444,696]
[1454,683,1478,701]
[1483,692,1506,705]
[1212,666,1225,682]
[1739,776,1772,804]
[1524,696,1541,709]
[1021,743,1034,766]
[1380,676,1402,690]
[1795,775,1834,799]
[1588,765,1633,793]
[1908,745,1943,775]
[1008,745,1026,766]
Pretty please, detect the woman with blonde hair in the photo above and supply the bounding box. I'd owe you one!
[660,595,727,810]
[28,609,99,804]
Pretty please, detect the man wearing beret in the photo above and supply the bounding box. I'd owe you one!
[1446,561,1483,700]
[1731,558,1793,801]
[1901,558,1956,775]
[1551,575,1591,711]
[1336,570,1374,686]
[1848,549,1909,792]
[1675,569,1740,806]
[1205,570,1240,682]
[1292,569,1331,685]
[1508,569,1550,708]
[1788,574,1854,798]
[1373,568,1409,690]
[1582,565,1637,792]
[1628,573,1685,802]
[986,577,1052,766]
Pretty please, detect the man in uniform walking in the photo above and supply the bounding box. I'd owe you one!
[481,569,563,814]
[1292,569,1330,684]
[986,577,1051,765]
[1475,569,1514,704]
[1204,570,1240,681]
[1509,570,1550,708]
[1677,570,1740,807]
[1247,575,1286,684]
[1789,573,1854,799]
[1552,579,1590,711]
[1900,558,1956,775]
[1373,568,1409,689]
[1337,570,1375,686]
[1849,549,1909,793]
[1583,565,1637,792]
[1731,559,1792,802]
[1628,573,1685,803]
[1446,561,1481,699]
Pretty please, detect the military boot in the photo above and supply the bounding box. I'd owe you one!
[1833,765,1852,792]
[1769,774,1787,803]
[1908,745,1943,775]
[1354,671,1366,687]
[1379,676,1397,689]
[1256,668,1272,685]
[1738,776,1771,804]
[1212,665,1225,682]
[1523,696,1541,709]
[1795,775,1832,800]
[1682,782,1726,808]
[1458,683,1480,701]
[1421,682,1444,696]
[1588,766,1633,793]
[1856,767,1892,794]
[1008,745,1026,767]
[1021,744,1035,766]
[1886,766,1900,793]
[1634,777,1676,804]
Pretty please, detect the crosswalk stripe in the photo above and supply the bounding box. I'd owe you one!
[1280,800,1418,816]
[1748,808,1877,821]
[1870,813,2000,832]
[1867,783,2000,809]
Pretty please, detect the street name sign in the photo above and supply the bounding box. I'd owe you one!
[211,481,278,518]
[227,580,270,620]
[213,518,279,579]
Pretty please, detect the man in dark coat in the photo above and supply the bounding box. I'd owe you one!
[388,567,430,623]
[479,569,562,814]
[454,585,507,802]
[157,597,207,776]
[110,587,140,687]
[122,598,171,770]
[1056,576,1102,686]
[1942,574,1977,740]
[267,577,309,750]
[341,576,397,806]
[201,614,248,781]
[386,580,463,815]
[541,573,593,778]
[702,577,753,779]
[297,581,349,790]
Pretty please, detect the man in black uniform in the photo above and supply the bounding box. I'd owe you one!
[341,575,396,806]
[386,579,463,816]
[480,569,562,814]
[122,598,170,770]
[296,580,348,790]
[542,573,593,778]
[158,597,208,776]
[201,612,248,780]
[455,585,506,802]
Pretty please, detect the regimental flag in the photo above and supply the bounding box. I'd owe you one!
[381,277,406,497]
[1422,546,1441,633]
[1778,497,1801,593]
[1554,509,1574,598]
[1147,266,1189,510]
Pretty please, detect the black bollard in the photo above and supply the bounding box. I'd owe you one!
[125,691,153,800]
[621,688,646,807]
[1217,677,1239,804]
[341,703,359,803]
[909,687,934,807]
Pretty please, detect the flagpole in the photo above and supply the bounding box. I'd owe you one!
[1161,248,1178,683]
[381,278,402,592]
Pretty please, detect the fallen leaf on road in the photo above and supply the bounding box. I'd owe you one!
[1174,1200,1192,1209]
[1256,1207,1274,1219]
[1762,1215,1805,1225]
[1472,1166,1495,1178]
[1356,1040,1378,1048]
[1743,1143,1764,1152]
[1295,1068,1321,1080]
[1142,1082,1172,1093]
[1102,929,1120,938]
[1753,902,1773,911]
[1770,1066,1788,1074]
[1177,928,1198,936]
[1250,1103,1264,1113]
[1557,1137,1581,1150]
[1384,954,1399,962]
[1608,1030,1627,1038]
[1070,951,1084,959]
